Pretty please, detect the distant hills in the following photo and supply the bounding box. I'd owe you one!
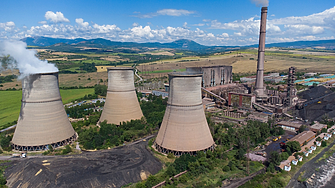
[21,36,238,53]
[21,36,335,53]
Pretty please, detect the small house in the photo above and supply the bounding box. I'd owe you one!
[303,151,309,157]
[292,159,298,165]
[284,165,291,171]
[316,141,321,147]
[327,133,332,138]
[311,145,316,151]
[324,136,329,140]
[307,149,312,154]
[297,155,303,161]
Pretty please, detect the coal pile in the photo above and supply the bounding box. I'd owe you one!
[5,140,162,188]
[298,86,335,121]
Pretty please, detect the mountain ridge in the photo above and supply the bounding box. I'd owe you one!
[21,36,335,52]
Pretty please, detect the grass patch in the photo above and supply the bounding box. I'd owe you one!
[0,89,94,127]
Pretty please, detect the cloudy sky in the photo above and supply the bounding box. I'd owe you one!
[1,0,335,46]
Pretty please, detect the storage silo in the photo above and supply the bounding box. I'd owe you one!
[154,72,215,155]
[12,72,77,151]
[99,67,143,125]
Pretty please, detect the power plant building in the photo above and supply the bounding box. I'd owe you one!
[99,67,143,125]
[154,72,215,155]
[186,66,232,88]
[12,72,77,151]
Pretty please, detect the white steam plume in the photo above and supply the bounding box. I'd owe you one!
[251,0,269,7]
[0,40,58,78]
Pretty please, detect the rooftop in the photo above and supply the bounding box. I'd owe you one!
[277,121,303,129]
[290,131,316,146]
[310,122,327,130]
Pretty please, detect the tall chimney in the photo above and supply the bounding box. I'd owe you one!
[254,7,268,98]
[12,72,77,151]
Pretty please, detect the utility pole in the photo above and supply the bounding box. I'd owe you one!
[247,136,250,175]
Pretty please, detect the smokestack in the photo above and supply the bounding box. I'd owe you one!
[12,72,77,151]
[99,67,143,125]
[154,72,215,155]
[254,7,268,98]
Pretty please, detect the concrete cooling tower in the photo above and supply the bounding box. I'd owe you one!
[99,67,143,125]
[12,72,77,151]
[154,72,215,155]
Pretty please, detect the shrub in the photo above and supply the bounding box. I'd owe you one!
[267,163,275,173]
[223,165,230,172]
[321,128,327,133]
[280,152,289,161]
[62,145,72,155]
[230,165,237,171]
[167,152,175,159]
[179,175,188,183]
[316,137,322,142]
[0,177,6,185]
[322,141,327,147]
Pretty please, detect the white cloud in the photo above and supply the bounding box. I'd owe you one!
[192,23,205,26]
[157,9,194,16]
[38,21,47,25]
[45,11,70,23]
[75,18,89,27]
[1,6,335,46]
[0,21,16,31]
[134,9,195,18]
[183,22,190,29]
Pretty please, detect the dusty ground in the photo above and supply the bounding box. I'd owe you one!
[4,139,162,188]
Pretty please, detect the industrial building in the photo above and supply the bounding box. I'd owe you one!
[277,121,303,132]
[290,131,316,146]
[99,67,143,125]
[310,122,327,133]
[186,66,232,88]
[228,92,256,109]
[155,72,215,155]
[12,72,77,151]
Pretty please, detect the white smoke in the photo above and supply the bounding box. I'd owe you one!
[0,40,58,78]
[251,0,269,7]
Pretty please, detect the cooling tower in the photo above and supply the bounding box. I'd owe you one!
[254,7,268,99]
[154,72,215,155]
[12,72,77,151]
[99,67,143,125]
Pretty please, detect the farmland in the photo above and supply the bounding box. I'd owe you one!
[0,88,94,128]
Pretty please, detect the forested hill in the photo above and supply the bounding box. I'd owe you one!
[21,37,238,53]
[21,36,335,52]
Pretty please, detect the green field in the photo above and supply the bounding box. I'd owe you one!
[0,88,94,128]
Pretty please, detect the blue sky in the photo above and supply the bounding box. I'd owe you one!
[1,0,335,46]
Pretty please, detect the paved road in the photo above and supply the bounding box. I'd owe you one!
[0,124,16,133]
[286,140,335,188]
[134,68,143,83]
